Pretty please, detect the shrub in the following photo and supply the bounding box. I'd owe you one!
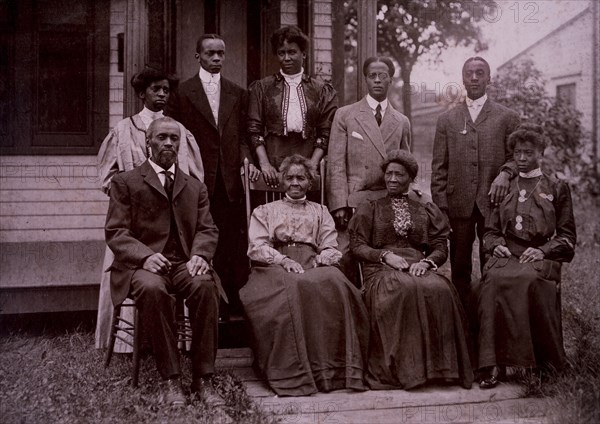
[490,59,599,196]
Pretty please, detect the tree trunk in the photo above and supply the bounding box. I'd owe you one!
[400,64,413,141]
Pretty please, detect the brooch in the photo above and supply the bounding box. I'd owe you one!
[515,215,523,231]
[539,193,554,201]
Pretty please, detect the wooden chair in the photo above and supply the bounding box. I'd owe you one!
[104,296,192,387]
[241,157,326,229]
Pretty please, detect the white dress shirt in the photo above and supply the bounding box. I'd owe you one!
[282,67,304,133]
[466,94,487,122]
[199,67,221,125]
[139,106,164,130]
[148,158,176,186]
[366,94,389,120]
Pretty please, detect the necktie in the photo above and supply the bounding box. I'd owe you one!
[375,104,382,126]
[162,170,173,199]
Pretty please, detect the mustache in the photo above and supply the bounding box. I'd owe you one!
[159,148,176,154]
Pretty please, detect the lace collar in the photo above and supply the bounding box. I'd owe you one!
[519,168,543,178]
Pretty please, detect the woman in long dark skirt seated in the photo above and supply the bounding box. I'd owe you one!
[476,123,576,389]
[348,150,473,390]
[240,154,369,396]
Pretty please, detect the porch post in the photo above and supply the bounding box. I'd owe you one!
[357,0,376,99]
[124,0,148,117]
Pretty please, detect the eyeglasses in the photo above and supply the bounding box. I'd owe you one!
[366,72,390,80]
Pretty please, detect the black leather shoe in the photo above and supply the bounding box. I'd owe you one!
[165,378,186,407]
[191,377,226,407]
[479,375,499,389]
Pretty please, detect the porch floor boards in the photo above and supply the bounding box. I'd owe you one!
[216,348,551,423]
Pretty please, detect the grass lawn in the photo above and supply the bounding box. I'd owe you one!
[0,331,276,423]
[532,194,600,423]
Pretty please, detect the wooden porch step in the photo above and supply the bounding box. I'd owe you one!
[215,348,550,423]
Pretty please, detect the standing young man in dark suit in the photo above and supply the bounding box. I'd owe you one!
[431,57,520,310]
[105,117,225,406]
[167,34,259,317]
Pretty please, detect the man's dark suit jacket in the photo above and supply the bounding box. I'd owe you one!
[105,160,219,306]
[167,75,250,202]
[431,99,520,220]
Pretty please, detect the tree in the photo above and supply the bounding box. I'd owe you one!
[346,0,494,122]
[492,59,598,196]
[378,0,496,123]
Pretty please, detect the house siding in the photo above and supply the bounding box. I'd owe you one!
[499,10,594,132]
[313,0,333,83]
[0,0,124,246]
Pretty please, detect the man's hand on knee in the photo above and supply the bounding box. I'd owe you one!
[143,253,172,274]
[187,255,210,276]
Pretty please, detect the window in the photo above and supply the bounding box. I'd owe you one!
[556,83,576,107]
[0,0,109,155]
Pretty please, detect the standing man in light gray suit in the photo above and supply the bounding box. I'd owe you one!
[431,56,520,310]
[327,56,411,282]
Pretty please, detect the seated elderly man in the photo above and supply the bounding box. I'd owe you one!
[105,117,225,407]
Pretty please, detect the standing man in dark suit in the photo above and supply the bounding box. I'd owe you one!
[105,117,225,406]
[327,56,411,282]
[167,34,258,317]
[431,56,520,310]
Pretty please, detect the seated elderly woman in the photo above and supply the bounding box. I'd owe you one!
[476,123,576,389]
[240,154,369,396]
[349,150,473,390]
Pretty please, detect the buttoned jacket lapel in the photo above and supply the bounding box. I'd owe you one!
[463,98,492,129]
[380,105,401,148]
[187,75,218,129]
[140,161,168,199]
[473,98,492,126]
[355,97,386,159]
[217,78,236,136]
[171,167,188,201]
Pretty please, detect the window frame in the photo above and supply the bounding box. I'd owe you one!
[556,82,577,108]
[0,0,109,156]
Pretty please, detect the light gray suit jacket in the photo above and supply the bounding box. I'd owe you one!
[327,97,411,212]
[430,99,520,220]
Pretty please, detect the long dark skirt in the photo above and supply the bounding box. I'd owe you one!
[363,259,473,390]
[476,256,565,370]
[240,246,369,396]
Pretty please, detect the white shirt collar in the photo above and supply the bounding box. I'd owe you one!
[466,93,487,108]
[199,66,221,83]
[519,167,543,178]
[284,193,307,201]
[366,94,388,112]
[148,158,176,176]
[139,106,163,120]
